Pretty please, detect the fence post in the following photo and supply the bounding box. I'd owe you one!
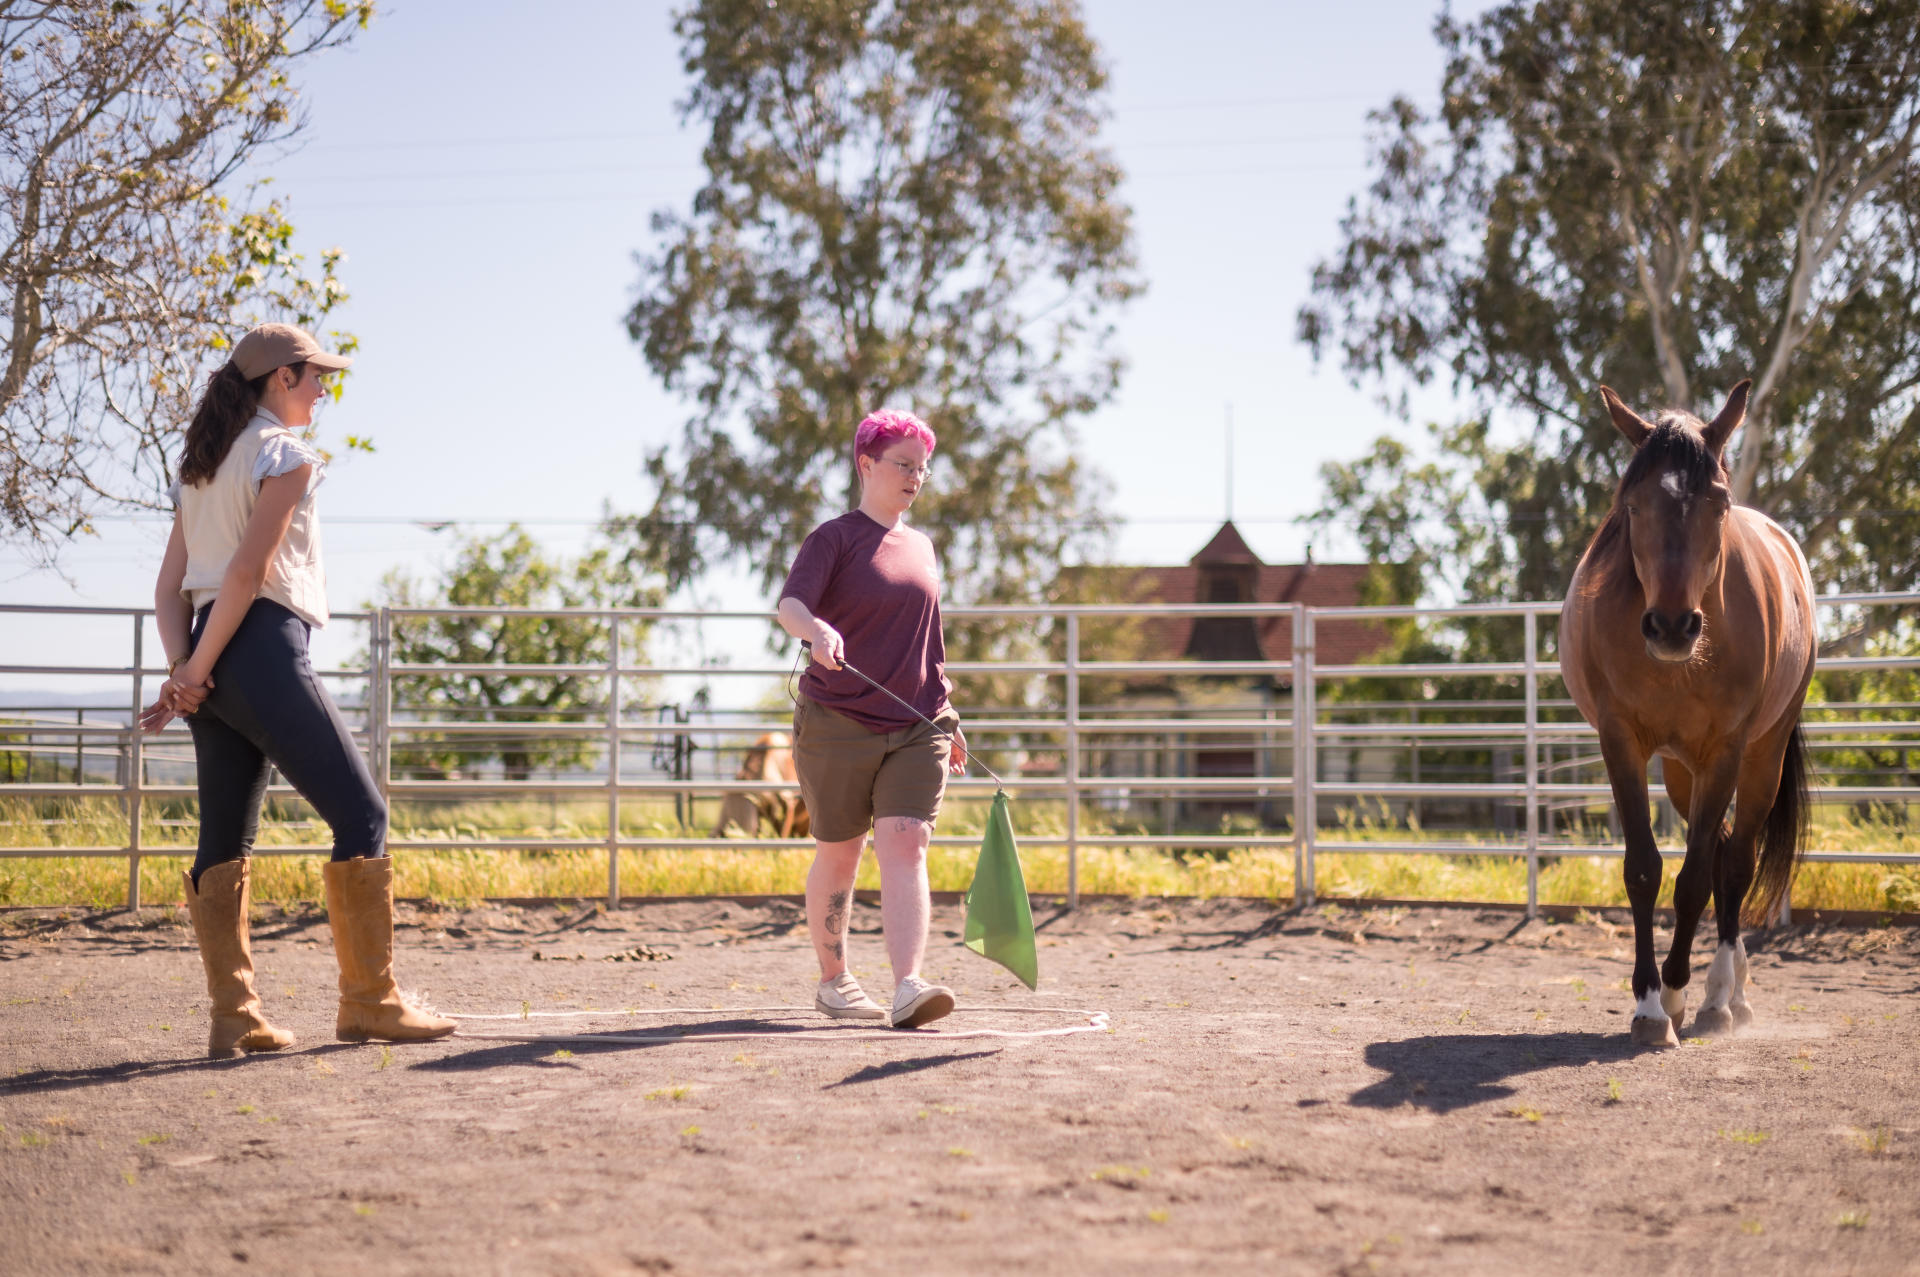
[607,614,622,908]
[1291,603,1307,906]
[1065,612,1080,909]
[126,614,144,910]
[374,608,392,810]
[1302,608,1318,907]
[1524,609,1540,920]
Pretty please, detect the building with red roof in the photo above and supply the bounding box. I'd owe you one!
[1054,521,1403,830]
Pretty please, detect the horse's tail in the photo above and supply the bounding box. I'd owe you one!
[1744,722,1810,927]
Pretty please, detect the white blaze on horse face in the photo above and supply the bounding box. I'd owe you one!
[1660,470,1689,501]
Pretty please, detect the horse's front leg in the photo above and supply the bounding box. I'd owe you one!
[1696,726,1795,1036]
[1659,753,1739,1037]
[1600,733,1674,1048]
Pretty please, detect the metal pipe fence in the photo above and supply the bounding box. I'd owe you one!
[3,594,1917,916]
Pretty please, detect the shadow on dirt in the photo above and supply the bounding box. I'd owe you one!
[411,1017,861,1070]
[1158,907,1471,954]
[1,1043,359,1097]
[0,905,329,949]
[824,1049,1002,1089]
[632,902,809,943]
[1156,911,1296,950]
[1349,1031,1644,1113]
[1032,907,1075,934]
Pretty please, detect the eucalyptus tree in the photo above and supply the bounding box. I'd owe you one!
[623,0,1142,611]
[1300,0,1920,609]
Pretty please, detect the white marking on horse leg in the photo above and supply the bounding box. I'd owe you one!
[1631,983,1679,1047]
[1700,943,1737,1013]
[1730,936,1754,1026]
[1659,983,1686,1028]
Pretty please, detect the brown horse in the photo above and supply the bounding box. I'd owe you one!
[1561,378,1814,1047]
[711,732,810,839]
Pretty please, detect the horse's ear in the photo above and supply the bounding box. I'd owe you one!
[1703,378,1751,459]
[1600,386,1652,448]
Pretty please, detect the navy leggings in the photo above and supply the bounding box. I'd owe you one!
[186,599,386,882]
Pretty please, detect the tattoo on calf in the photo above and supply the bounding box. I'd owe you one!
[825,889,850,936]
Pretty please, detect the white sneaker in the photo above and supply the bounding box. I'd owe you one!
[815,973,886,1021]
[890,976,955,1029]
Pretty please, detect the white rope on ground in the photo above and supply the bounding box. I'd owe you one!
[445,1004,1111,1045]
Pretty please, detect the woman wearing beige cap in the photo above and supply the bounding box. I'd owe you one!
[141,323,454,1056]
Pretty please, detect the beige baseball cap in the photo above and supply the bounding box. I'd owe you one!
[230,323,353,380]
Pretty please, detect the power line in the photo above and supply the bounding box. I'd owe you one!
[296,160,706,184]
[273,53,1920,158]
[297,190,681,212]
[71,507,1920,531]
[80,511,1309,529]
[294,162,1382,211]
[278,108,1916,211]
[293,131,1377,183]
[281,95,1392,156]
[299,127,692,153]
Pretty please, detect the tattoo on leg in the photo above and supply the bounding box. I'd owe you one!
[825,889,850,936]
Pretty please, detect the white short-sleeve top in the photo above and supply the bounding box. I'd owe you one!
[169,408,329,627]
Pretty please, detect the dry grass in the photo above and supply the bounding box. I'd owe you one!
[1,795,1915,911]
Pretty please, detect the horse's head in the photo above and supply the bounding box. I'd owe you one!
[1597,379,1750,663]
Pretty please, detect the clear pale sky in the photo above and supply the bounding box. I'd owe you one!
[2,0,1498,694]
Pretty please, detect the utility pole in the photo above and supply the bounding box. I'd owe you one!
[1224,403,1234,523]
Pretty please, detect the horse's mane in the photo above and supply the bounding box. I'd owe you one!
[1581,412,1725,589]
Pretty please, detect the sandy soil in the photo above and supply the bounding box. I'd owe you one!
[2,894,1917,1275]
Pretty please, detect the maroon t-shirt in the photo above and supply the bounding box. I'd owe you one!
[781,511,953,732]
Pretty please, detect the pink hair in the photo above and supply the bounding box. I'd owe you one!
[854,408,936,462]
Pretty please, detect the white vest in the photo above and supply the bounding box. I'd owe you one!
[173,410,329,627]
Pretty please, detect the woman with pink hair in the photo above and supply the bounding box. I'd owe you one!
[775,408,969,1028]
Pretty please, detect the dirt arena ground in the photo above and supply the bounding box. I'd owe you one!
[2,894,1917,1275]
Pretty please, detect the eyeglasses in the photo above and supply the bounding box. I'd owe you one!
[879,457,932,481]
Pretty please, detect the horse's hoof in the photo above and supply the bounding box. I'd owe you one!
[1731,1004,1754,1030]
[1691,1006,1736,1038]
[1630,1016,1680,1048]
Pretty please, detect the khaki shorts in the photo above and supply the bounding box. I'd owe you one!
[791,696,956,842]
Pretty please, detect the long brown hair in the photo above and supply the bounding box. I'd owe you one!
[176,360,307,486]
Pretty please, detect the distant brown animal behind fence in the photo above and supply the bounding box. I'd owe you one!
[711,732,810,839]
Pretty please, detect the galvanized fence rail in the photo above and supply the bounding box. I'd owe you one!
[3,594,1916,916]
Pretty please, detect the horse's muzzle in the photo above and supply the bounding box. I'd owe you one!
[1642,608,1703,661]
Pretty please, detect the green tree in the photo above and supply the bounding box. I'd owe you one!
[1299,0,1920,613]
[622,0,1141,611]
[2,0,373,556]
[375,528,663,781]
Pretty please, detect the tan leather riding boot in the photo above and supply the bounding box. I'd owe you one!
[183,861,296,1057]
[323,857,456,1042]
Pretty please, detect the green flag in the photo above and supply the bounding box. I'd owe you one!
[963,790,1038,990]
